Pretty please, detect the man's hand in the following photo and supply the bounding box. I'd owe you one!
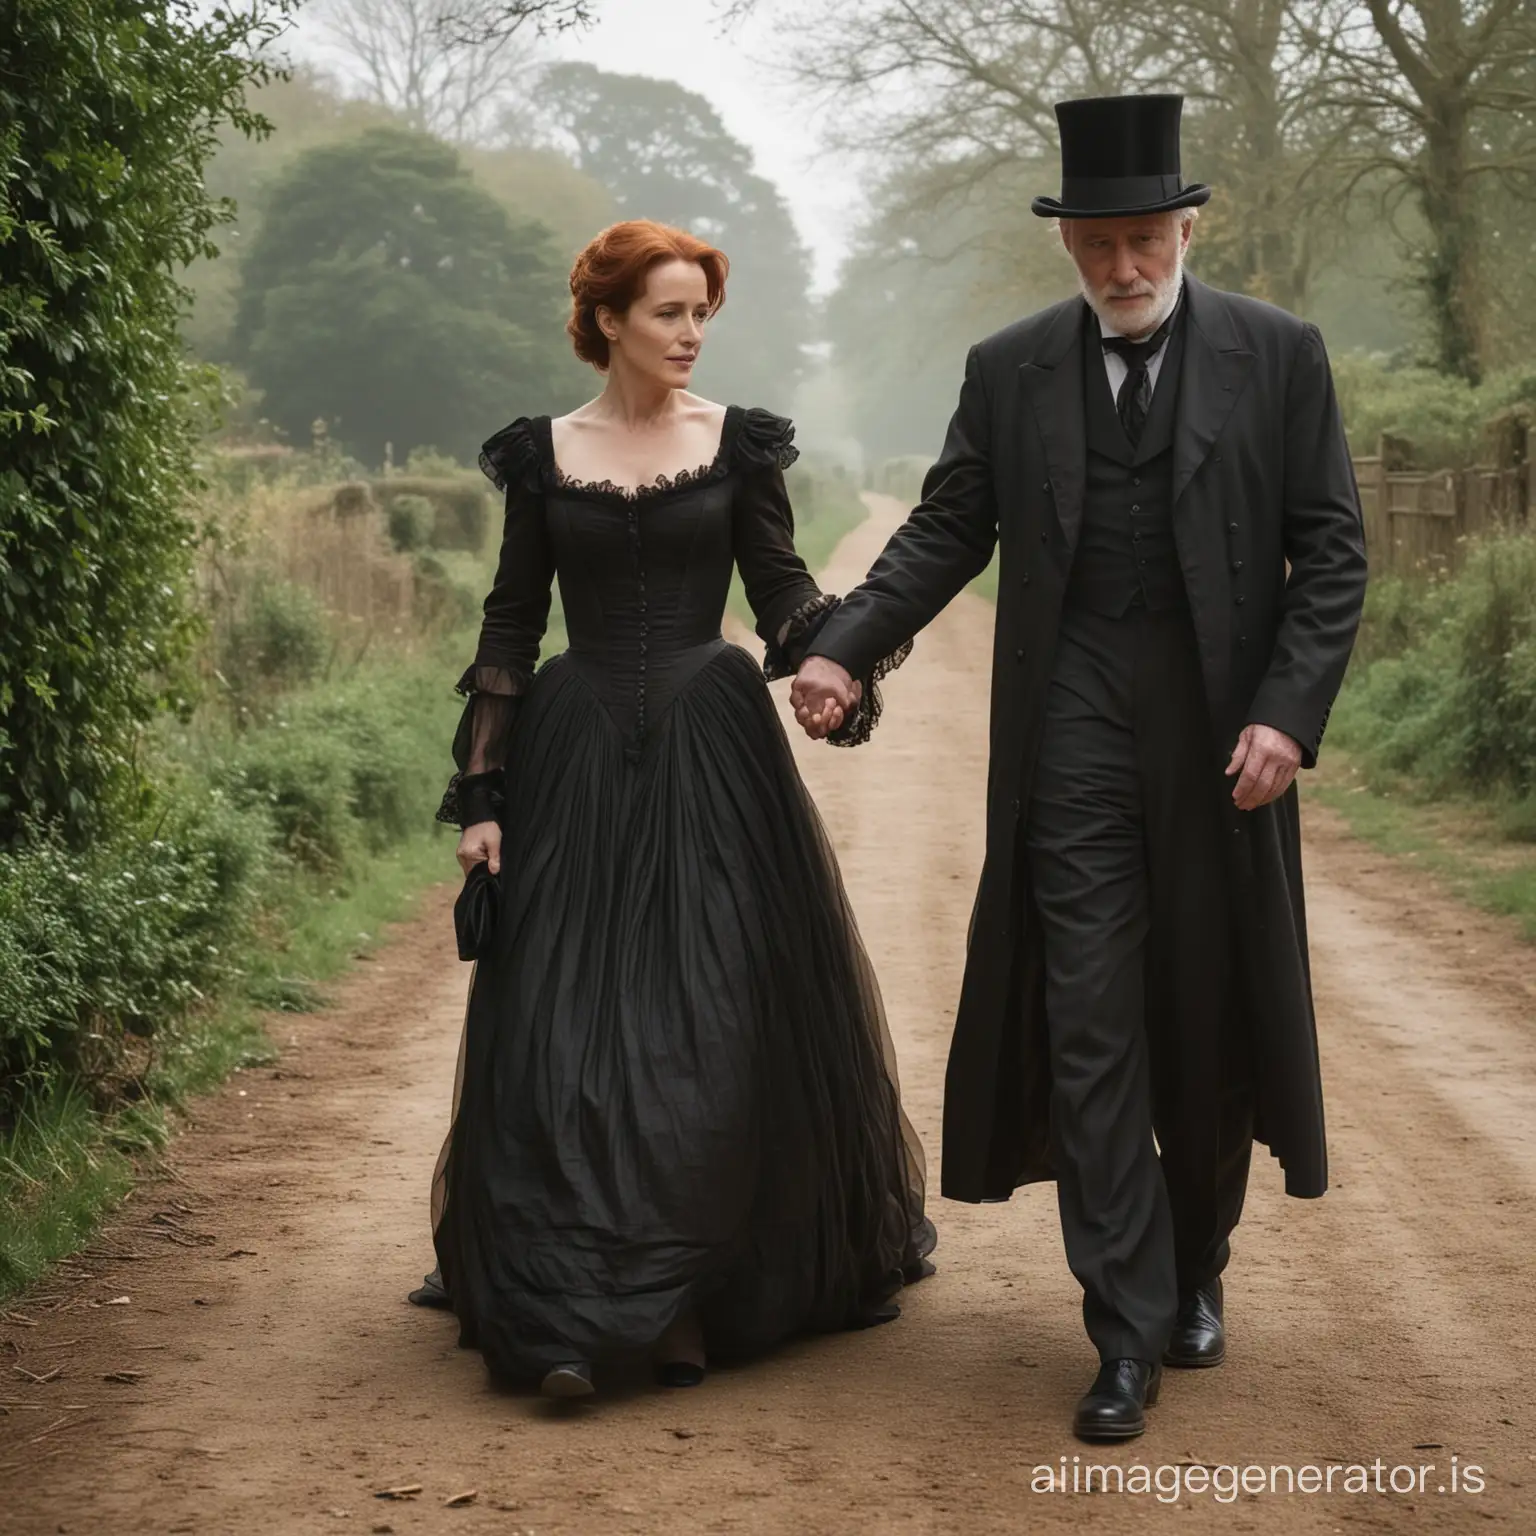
[1226,724,1303,811]
[457,820,501,875]
[790,656,861,739]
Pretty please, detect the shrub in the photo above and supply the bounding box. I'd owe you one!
[1335,529,1536,797]
[218,574,332,694]
[1334,354,1536,469]
[280,673,446,852]
[376,476,490,552]
[1332,355,1485,467]
[412,552,484,634]
[212,727,358,872]
[386,493,436,553]
[0,799,265,1109]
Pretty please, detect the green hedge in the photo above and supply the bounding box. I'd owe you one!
[1332,529,1536,818]
[374,475,491,552]
[0,0,287,840]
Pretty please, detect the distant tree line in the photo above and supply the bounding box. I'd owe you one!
[789,0,1536,386]
[186,24,815,466]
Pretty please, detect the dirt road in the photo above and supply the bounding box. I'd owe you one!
[3,494,1532,1534]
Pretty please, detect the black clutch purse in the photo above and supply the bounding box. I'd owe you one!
[453,860,500,961]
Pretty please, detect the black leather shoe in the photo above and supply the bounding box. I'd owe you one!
[406,1266,450,1309]
[1164,1278,1224,1367]
[1072,1359,1162,1442]
[654,1361,706,1388]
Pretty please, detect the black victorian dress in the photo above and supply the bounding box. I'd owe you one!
[431,406,935,1384]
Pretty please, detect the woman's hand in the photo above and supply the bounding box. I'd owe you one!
[457,820,502,876]
[791,656,861,739]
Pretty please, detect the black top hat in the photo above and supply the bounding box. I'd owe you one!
[1031,94,1211,219]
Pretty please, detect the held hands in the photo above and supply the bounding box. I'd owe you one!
[457,821,501,876]
[790,656,862,740]
[1226,724,1303,811]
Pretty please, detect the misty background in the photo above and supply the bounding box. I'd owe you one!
[187,0,1536,479]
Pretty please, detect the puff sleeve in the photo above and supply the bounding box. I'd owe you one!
[435,419,555,828]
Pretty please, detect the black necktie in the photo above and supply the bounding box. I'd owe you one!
[1100,303,1178,446]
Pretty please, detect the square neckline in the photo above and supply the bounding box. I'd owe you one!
[546,404,741,503]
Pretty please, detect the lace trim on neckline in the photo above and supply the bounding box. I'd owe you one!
[548,454,729,503]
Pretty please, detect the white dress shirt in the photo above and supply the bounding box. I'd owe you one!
[1098,279,1183,401]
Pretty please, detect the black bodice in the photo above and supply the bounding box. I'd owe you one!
[549,467,743,747]
[438,407,830,825]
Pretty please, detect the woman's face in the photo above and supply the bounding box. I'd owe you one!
[599,259,712,388]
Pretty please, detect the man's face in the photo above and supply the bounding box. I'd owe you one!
[1060,212,1192,338]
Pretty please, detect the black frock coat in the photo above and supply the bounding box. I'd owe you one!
[808,276,1368,1203]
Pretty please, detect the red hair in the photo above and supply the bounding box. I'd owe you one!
[567,220,729,369]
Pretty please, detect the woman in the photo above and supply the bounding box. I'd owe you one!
[428,219,934,1399]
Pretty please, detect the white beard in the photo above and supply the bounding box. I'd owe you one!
[1080,246,1185,340]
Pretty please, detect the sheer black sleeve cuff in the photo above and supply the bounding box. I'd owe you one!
[438,769,507,829]
[435,663,534,828]
[762,593,912,747]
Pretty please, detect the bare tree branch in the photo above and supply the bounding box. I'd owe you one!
[317,0,589,141]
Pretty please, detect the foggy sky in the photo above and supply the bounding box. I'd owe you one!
[290,0,855,293]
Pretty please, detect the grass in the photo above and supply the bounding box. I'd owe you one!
[1304,750,1536,940]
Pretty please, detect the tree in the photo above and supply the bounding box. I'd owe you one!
[527,63,814,411]
[233,127,578,465]
[0,0,292,840]
[783,0,1347,315]
[315,0,588,143]
[1319,0,1536,382]
[182,65,398,364]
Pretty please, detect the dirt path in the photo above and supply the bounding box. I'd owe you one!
[3,494,1533,1534]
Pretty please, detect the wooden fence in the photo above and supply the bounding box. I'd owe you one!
[1353,444,1529,579]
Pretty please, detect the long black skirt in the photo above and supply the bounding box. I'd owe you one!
[432,643,934,1382]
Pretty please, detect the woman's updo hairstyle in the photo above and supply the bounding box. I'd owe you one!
[567,220,729,370]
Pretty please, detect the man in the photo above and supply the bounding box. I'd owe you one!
[792,95,1367,1442]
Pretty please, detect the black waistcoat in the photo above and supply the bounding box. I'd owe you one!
[1064,303,1189,619]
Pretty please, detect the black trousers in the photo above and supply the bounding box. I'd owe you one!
[1025,603,1254,1363]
